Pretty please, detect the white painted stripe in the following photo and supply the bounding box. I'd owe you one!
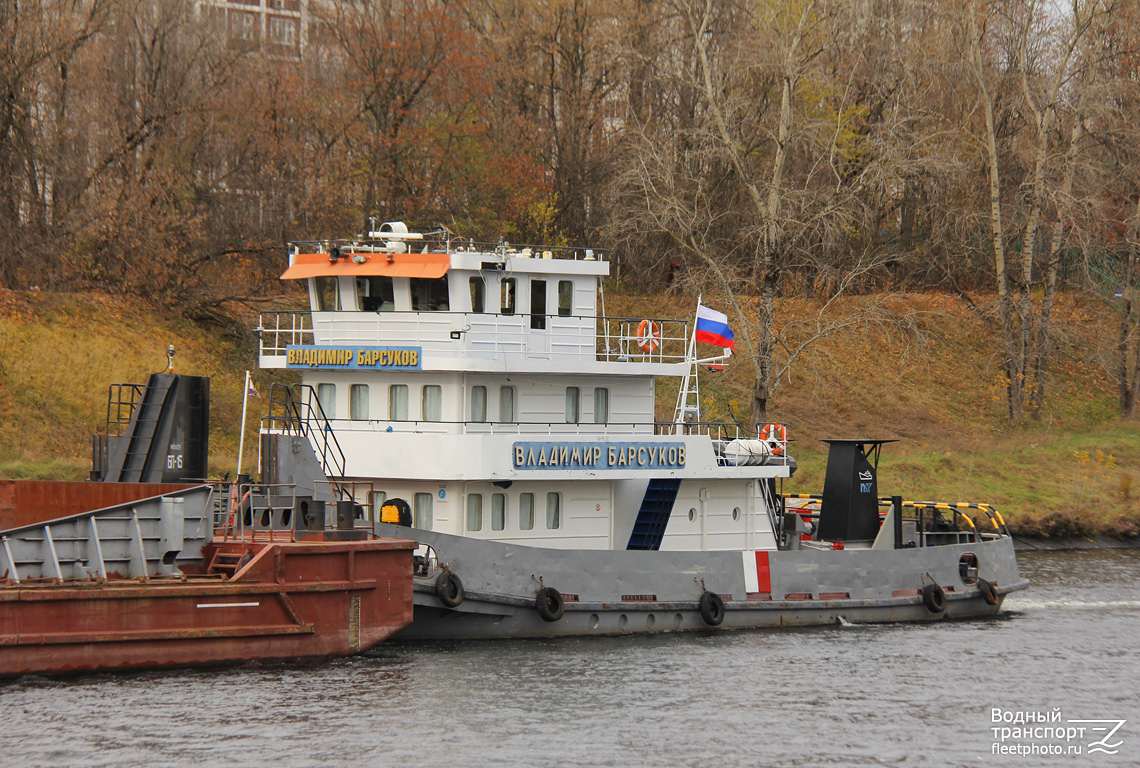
[741,550,759,593]
[196,602,260,609]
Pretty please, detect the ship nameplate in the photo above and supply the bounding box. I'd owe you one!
[513,441,686,470]
[286,345,422,370]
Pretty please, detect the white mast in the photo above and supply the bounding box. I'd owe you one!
[672,297,702,433]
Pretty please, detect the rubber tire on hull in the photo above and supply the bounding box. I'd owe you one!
[977,578,999,606]
[922,582,947,613]
[699,591,725,626]
[436,571,465,608]
[535,587,565,622]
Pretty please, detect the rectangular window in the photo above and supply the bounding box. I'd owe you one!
[389,384,408,421]
[350,384,369,420]
[530,279,547,329]
[593,388,609,424]
[469,277,485,313]
[317,383,336,419]
[313,276,338,311]
[413,492,433,530]
[546,492,561,530]
[565,386,580,424]
[359,276,395,312]
[519,492,534,530]
[499,386,516,422]
[471,385,487,422]
[501,278,516,315]
[558,280,573,317]
[466,494,483,532]
[411,277,450,311]
[239,13,254,41]
[370,491,387,522]
[491,493,506,531]
[422,384,442,421]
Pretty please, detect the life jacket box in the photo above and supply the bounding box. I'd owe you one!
[380,499,413,527]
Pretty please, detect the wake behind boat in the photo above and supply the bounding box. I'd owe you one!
[251,221,1027,638]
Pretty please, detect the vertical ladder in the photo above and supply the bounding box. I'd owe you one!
[672,324,700,433]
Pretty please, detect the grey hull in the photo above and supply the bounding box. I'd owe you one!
[373,523,1026,640]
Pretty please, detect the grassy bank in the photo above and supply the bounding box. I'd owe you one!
[1,287,1136,538]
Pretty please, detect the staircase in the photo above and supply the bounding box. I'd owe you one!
[626,479,682,551]
[114,376,175,482]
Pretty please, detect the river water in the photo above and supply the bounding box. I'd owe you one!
[1,550,1138,767]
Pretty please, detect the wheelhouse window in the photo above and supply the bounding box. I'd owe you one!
[413,492,433,530]
[422,385,442,421]
[558,280,573,317]
[469,277,485,313]
[565,387,580,424]
[389,384,408,420]
[317,383,336,419]
[491,493,506,531]
[546,492,561,530]
[471,385,487,422]
[466,494,483,532]
[313,277,339,311]
[358,276,395,312]
[499,386,516,422]
[530,279,547,329]
[350,384,369,420]
[593,388,609,424]
[501,278,516,315]
[411,277,449,311]
[520,492,534,530]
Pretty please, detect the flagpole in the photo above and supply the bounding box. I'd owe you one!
[237,370,250,476]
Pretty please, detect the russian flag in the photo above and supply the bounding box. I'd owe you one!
[695,304,735,349]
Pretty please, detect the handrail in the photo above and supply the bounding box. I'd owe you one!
[263,384,347,482]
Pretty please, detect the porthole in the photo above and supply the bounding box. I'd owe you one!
[688,508,696,522]
[647,614,656,628]
[618,614,628,630]
[673,613,683,629]
[732,507,741,521]
[590,613,600,629]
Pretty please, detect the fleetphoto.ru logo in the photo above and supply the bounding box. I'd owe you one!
[991,708,1127,757]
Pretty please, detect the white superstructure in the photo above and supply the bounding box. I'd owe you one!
[257,223,789,554]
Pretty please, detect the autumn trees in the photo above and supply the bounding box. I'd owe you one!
[1,0,1138,420]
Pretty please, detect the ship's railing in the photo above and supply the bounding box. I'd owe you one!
[780,494,1010,546]
[263,383,346,480]
[290,238,605,262]
[256,311,691,365]
[281,418,762,442]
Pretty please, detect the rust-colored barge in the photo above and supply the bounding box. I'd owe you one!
[0,485,415,677]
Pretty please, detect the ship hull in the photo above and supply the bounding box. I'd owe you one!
[374,523,1024,639]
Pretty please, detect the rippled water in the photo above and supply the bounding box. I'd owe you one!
[2,550,1138,767]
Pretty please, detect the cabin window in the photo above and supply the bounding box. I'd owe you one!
[316,383,336,419]
[389,384,409,421]
[411,277,449,311]
[558,280,573,317]
[546,492,561,530]
[471,385,487,422]
[359,276,395,312]
[491,493,506,531]
[371,491,387,522]
[499,386,516,422]
[469,277,485,313]
[565,387,580,424]
[467,494,483,532]
[520,493,534,530]
[350,384,369,420]
[593,388,609,424]
[530,279,547,329]
[501,278,516,315]
[313,276,339,311]
[732,507,741,521]
[413,492,433,530]
[422,385,442,421]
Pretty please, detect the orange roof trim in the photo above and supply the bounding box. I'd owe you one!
[280,252,451,280]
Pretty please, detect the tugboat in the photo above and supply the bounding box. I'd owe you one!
[253,221,1027,638]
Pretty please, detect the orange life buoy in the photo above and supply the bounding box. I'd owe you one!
[760,423,787,455]
[636,319,662,352]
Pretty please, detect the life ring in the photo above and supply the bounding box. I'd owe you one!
[759,423,787,455]
[977,578,999,606]
[436,570,464,608]
[922,582,947,613]
[636,319,662,352]
[698,590,725,626]
[535,586,565,622]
